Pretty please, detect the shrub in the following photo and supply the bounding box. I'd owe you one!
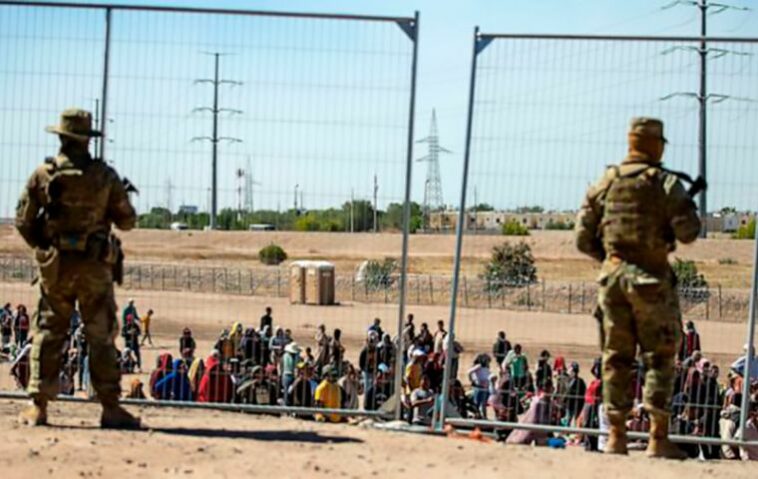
[544,219,574,231]
[718,257,737,265]
[501,219,530,236]
[363,258,397,289]
[259,244,287,265]
[481,241,537,291]
[672,258,709,303]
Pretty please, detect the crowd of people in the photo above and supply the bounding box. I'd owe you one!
[2,300,756,460]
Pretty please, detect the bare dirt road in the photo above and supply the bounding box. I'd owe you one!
[0,399,755,479]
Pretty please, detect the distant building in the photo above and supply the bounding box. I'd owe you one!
[178,205,199,215]
[428,210,576,232]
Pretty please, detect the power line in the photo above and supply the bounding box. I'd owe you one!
[660,0,753,237]
[191,52,243,230]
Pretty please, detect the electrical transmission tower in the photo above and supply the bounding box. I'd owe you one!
[661,0,752,236]
[416,109,451,229]
[235,156,261,218]
[165,178,174,214]
[192,52,243,230]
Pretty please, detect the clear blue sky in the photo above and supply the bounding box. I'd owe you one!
[0,0,756,218]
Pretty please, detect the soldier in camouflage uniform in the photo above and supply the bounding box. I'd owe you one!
[575,118,700,459]
[16,108,140,429]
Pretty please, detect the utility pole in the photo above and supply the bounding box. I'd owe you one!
[294,184,299,214]
[165,178,174,215]
[373,174,379,233]
[662,0,751,237]
[192,52,242,230]
[350,189,355,233]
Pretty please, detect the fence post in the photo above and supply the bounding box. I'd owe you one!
[527,282,531,311]
[568,284,573,314]
[718,284,722,320]
[580,282,585,313]
[487,278,492,308]
[542,280,546,312]
[277,269,282,297]
[186,267,191,291]
[705,288,710,321]
[463,276,468,307]
[428,275,434,305]
[501,282,505,308]
[161,267,165,290]
[416,275,421,304]
[384,282,388,304]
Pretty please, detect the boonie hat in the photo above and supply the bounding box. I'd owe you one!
[46,108,102,142]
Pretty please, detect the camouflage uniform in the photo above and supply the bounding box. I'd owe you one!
[15,109,139,427]
[575,117,700,456]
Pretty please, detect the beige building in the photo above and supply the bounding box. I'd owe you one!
[428,210,576,232]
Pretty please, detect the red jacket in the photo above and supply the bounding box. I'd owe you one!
[197,355,233,403]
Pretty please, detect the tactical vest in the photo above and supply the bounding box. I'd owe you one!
[600,164,672,264]
[43,155,112,251]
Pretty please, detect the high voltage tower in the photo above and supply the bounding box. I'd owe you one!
[192,52,243,230]
[660,0,752,236]
[235,156,261,218]
[416,109,451,229]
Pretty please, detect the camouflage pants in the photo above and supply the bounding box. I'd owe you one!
[29,251,121,404]
[598,261,682,417]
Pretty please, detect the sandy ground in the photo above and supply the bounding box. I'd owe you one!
[0,399,755,479]
[0,226,753,286]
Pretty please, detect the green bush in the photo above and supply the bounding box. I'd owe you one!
[363,258,397,289]
[481,241,537,291]
[672,258,709,303]
[501,219,530,236]
[734,218,756,240]
[544,219,574,231]
[259,244,288,265]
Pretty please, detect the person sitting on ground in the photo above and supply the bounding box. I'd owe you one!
[197,351,233,403]
[150,353,174,399]
[315,367,345,423]
[364,363,393,411]
[237,364,278,406]
[410,374,436,426]
[287,362,315,409]
[720,392,742,460]
[126,378,146,400]
[338,363,363,410]
[405,349,426,397]
[492,331,512,366]
[506,379,560,446]
[120,348,137,374]
[424,352,445,392]
[154,359,193,402]
[179,328,196,360]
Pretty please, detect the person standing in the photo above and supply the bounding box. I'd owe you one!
[576,117,701,458]
[433,320,447,354]
[492,331,511,366]
[15,108,140,428]
[140,309,154,346]
[122,299,139,331]
[259,306,273,332]
[14,305,30,346]
[1,303,14,350]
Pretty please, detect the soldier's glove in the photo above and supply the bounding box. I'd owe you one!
[687,175,707,198]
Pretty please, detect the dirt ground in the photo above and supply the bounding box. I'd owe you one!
[0,399,755,479]
[0,226,753,286]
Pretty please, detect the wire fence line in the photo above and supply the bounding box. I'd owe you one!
[0,255,749,322]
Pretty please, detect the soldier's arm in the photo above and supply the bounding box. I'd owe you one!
[664,174,701,244]
[15,169,46,248]
[575,176,608,262]
[106,168,137,231]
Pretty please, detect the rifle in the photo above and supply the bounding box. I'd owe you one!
[660,166,707,198]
